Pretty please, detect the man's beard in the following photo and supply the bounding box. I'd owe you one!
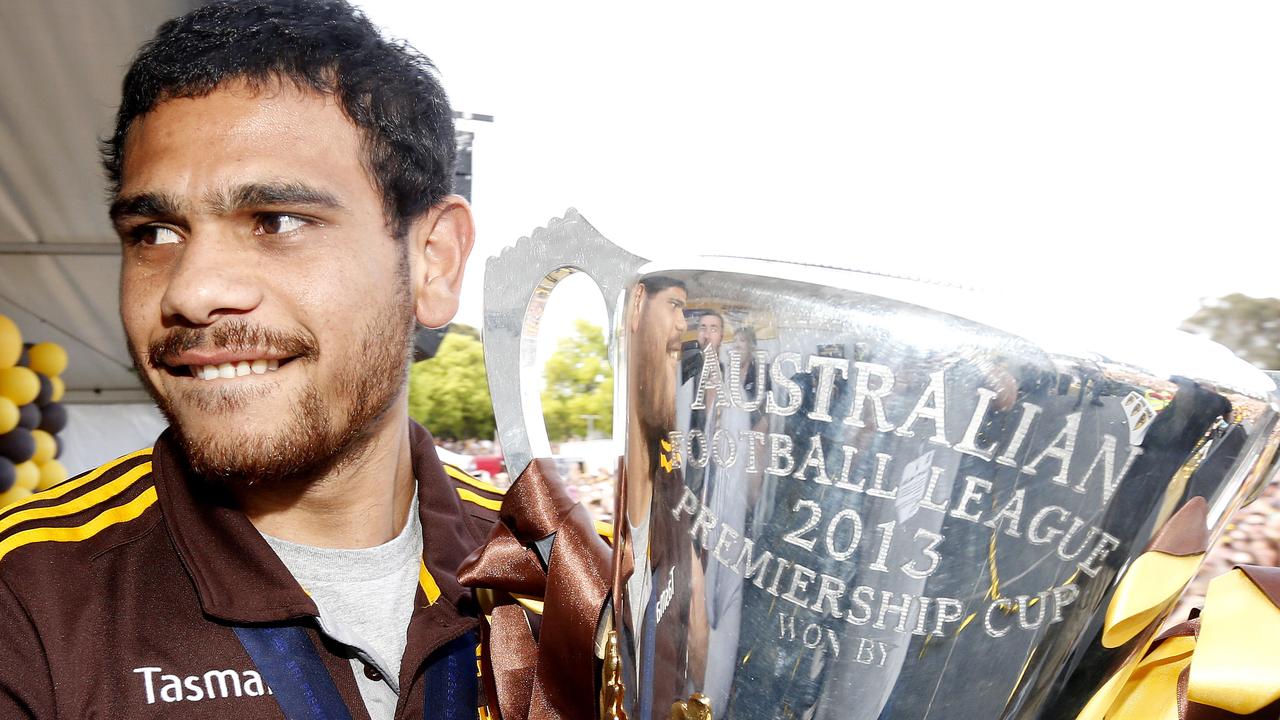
[133,296,414,490]
[630,331,679,446]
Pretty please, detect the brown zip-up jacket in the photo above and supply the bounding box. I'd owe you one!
[0,422,502,719]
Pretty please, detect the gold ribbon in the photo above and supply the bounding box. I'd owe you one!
[1105,630,1196,719]
[1102,497,1209,649]
[458,459,613,720]
[1187,566,1280,715]
[1103,552,1203,648]
[1082,565,1280,719]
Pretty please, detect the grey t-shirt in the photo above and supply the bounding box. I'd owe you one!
[262,497,422,720]
[626,511,652,639]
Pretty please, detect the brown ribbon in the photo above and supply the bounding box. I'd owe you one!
[458,459,612,720]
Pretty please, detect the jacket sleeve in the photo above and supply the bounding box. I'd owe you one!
[0,574,54,718]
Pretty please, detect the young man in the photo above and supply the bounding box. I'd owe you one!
[0,2,503,718]
[618,276,709,719]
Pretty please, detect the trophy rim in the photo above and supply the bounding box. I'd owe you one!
[634,257,1278,402]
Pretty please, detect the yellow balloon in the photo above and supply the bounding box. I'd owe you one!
[0,367,39,405]
[13,461,38,491]
[0,486,32,508]
[49,375,65,403]
[28,342,68,377]
[0,397,16,435]
[0,315,19,369]
[36,459,66,490]
[30,429,55,465]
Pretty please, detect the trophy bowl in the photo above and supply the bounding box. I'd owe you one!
[483,211,1280,720]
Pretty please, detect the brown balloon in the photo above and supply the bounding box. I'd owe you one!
[17,403,39,430]
[0,456,14,494]
[38,403,66,434]
[0,427,35,464]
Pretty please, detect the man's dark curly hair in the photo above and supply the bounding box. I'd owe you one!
[101,0,455,239]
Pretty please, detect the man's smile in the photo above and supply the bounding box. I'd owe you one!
[157,347,302,380]
[188,357,282,380]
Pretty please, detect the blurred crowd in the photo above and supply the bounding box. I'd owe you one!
[1170,477,1280,626]
[438,438,497,456]
[561,463,616,524]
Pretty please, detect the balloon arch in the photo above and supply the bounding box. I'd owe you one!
[0,313,70,506]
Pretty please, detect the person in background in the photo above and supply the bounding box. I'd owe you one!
[696,312,724,359]
[680,310,724,498]
[699,323,767,710]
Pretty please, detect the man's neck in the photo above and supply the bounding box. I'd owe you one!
[238,413,417,549]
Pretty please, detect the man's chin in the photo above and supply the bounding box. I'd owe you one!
[173,424,312,487]
[156,384,336,488]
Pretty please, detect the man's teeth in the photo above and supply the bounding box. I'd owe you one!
[193,359,281,380]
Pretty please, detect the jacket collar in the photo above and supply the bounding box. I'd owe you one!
[152,421,485,625]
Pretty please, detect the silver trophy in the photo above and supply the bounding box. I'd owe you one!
[483,210,1280,720]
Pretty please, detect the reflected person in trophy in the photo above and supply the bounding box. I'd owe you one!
[701,324,769,711]
[680,310,724,497]
[618,276,708,719]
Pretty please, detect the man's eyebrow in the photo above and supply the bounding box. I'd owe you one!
[208,181,344,214]
[108,182,343,225]
[109,192,185,224]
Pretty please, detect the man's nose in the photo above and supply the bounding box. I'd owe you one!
[159,233,263,326]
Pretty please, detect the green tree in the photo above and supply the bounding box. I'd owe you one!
[541,320,613,441]
[1181,294,1280,370]
[408,331,495,440]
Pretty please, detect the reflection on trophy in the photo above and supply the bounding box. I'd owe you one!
[482,210,1280,719]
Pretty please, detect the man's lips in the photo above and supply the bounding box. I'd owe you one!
[146,321,318,380]
[158,349,297,380]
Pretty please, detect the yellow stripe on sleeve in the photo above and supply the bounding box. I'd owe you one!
[0,486,158,563]
[419,559,441,605]
[0,447,152,520]
[456,488,503,512]
[0,463,151,536]
[443,465,506,497]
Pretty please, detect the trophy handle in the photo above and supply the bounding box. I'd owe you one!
[483,209,647,479]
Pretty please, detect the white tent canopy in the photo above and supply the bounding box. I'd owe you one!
[1,2,198,472]
[0,0,196,405]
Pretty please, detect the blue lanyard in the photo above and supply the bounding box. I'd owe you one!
[234,625,353,720]
[234,625,479,719]
[639,571,659,720]
[420,631,480,719]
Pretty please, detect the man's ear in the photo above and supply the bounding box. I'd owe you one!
[629,284,647,334]
[409,195,475,329]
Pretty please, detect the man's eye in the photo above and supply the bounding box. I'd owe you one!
[256,214,307,235]
[133,226,181,246]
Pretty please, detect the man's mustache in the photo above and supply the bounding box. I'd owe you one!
[147,321,318,368]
